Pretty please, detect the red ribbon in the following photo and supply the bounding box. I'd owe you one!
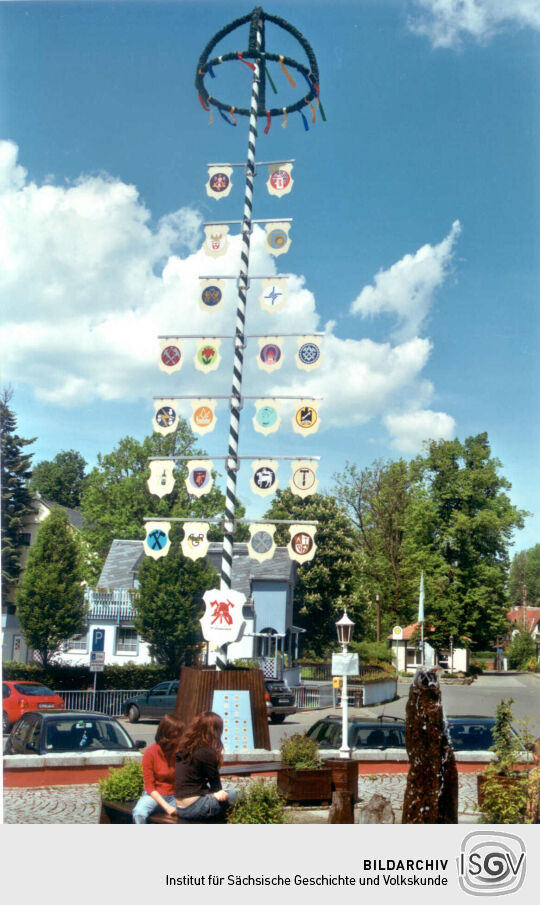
[264,111,272,134]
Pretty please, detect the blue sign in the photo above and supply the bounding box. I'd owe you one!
[212,689,254,753]
[92,628,105,653]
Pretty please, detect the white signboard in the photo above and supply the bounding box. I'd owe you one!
[200,589,246,646]
[332,653,359,676]
[392,625,403,641]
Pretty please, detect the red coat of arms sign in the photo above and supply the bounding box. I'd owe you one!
[200,589,246,646]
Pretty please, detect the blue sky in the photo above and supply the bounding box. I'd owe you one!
[1,0,539,550]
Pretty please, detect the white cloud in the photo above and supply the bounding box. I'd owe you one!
[384,409,456,453]
[349,221,461,341]
[0,141,456,452]
[409,0,540,47]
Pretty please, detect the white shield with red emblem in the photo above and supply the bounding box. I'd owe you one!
[181,522,210,560]
[147,460,176,498]
[266,163,294,197]
[158,338,184,374]
[203,225,229,257]
[206,166,233,199]
[200,589,246,645]
[288,524,317,563]
[185,459,214,498]
[194,338,221,373]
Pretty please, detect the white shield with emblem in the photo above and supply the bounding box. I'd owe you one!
[144,521,171,559]
[290,460,319,498]
[185,459,214,498]
[200,589,246,646]
[297,335,323,371]
[181,522,209,560]
[288,524,317,563]
[292,399,320,435]
[257,336,284,373]
[203,224,229,257]
[190,399,217,436]
[259,278,287,312]
[266,163,294,197]
[147,460,176,498]
[194,338,221,373]
[248,523,276,563]
[265,221,291,257]
[153,399,179,436]
[252,399,281,436]
[158,338,184,374]
[250,459,278,497]
[206,166,233,199]
[199,278,225,312]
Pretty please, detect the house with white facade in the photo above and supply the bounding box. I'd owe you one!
[387,622,469,674]
[61,539,302,683]
[506,605,540,656]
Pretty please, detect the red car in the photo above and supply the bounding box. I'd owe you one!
[2,681,65,733]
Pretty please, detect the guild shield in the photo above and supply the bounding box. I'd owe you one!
[185,459,214,498]
[144,521,171,560]
[265,221,291,257]
[147,459,176,498]
[200,589,246,646]
[206,165,233,199]
[287,524,317,563]
[259,278,287,312]
[181,522,210,560]
[153,399,179,436]
[203,225,229,257]
[190,398,217,435]
[248,523,277,563]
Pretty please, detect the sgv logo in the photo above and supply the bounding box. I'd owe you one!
[457,832,526,896]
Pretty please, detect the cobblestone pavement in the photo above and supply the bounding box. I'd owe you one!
[3,774,480,824]
[3,784,102,824]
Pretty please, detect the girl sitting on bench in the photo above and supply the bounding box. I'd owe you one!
[174,711,237,822]
[132,714,185,823]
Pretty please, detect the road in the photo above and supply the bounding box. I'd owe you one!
[120,673,540,749]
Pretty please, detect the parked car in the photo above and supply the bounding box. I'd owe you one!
[2,680,65,733]
[122,680,179,723]
[264,678,296,724]
[446,716,525,753]
[306,714,526,754]
[307,715,406,750]
[4,710,146,755]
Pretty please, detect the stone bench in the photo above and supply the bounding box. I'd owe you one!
[99,799,226,825]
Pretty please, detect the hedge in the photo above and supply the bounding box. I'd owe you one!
[2,661,173,690]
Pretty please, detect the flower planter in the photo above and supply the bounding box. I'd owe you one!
[326,758,358,803]
[277,766,333,803]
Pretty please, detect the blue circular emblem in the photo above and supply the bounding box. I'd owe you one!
[156,406,176,428]
[201,285,222,307]
[268,229,287,249]
[298,342,320,365]
[148,529,167,551]
[256,406,278,429]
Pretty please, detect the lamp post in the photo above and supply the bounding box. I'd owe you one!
[336,611,355,759]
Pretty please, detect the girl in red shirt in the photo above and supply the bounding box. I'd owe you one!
[133,714,184,823]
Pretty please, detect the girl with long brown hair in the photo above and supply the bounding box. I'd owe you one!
[132,713,185,823]
[174,711,237,821]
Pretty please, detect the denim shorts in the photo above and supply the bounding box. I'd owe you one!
[176,790,238,822]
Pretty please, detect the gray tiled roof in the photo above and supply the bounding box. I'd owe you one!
[96,539,295,592]
[41,498,83,530]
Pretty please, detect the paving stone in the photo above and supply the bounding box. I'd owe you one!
[3,784,102,824]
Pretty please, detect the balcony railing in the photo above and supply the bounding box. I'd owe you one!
[85,589,137,622]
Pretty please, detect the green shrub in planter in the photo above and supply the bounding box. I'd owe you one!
[280,732,321,769]
[227,781,286,824]
[99,761,144,802]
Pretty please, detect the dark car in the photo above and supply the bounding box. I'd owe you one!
[264,678,296,724]
[306,715,526,754]
[122,680,179,723]
[4,711,146,755]
[446,716,524,753]
[307,715,406,750]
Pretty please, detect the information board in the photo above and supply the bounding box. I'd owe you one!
[212,689,254,753]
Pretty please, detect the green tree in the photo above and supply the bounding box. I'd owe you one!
[413,433,527,649]
[507,631,536,670]
[263,490,363,657]
[80,425,239,574]
[16,507,87,665]
[508,544,540,607]
[134,532,217,673]
[1,388,35,601]
[31,449,87,509]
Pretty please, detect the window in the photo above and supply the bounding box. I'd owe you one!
[115,627,138,654]
[2,684,11,699]
[67,631,88,652]
[406,647,423,667]
[26,719,42,751]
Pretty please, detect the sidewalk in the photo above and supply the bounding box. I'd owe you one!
[3,778,481,825]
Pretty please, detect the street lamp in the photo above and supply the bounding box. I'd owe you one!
[335,611,355,759]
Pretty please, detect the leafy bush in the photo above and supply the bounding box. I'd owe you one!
[468,663,484,676]
[230,659,262,670]
[227,781,286,824]
[2,661,171,690]
[280,733,321,769]
[350,640,393,664]
[99,761,144,802]
[480,768,528,824]
[507,632,536,670]
[491,698,523,773]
